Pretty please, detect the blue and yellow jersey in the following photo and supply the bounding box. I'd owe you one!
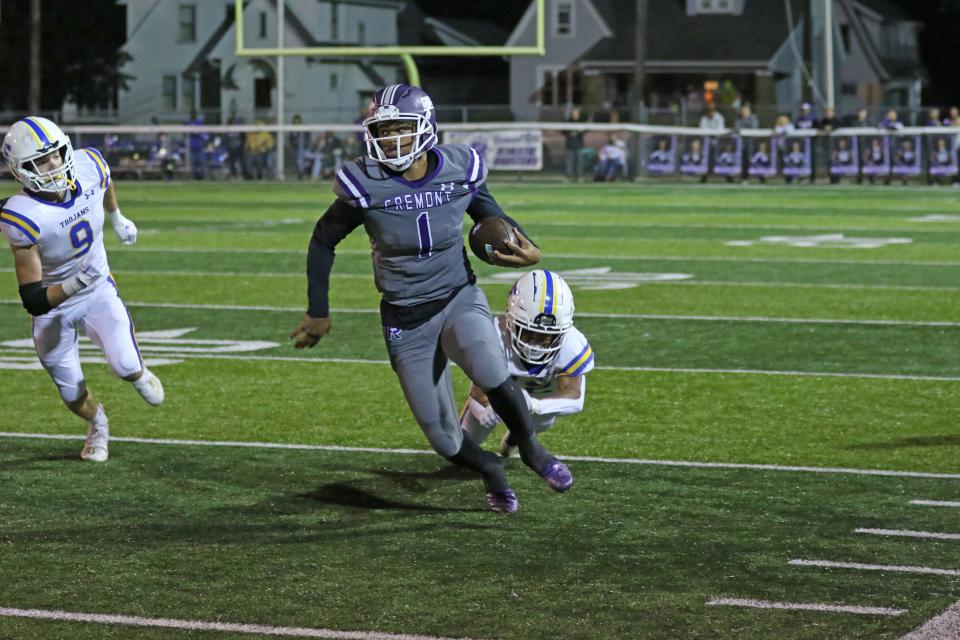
[495,315,594,397]
[1,148,112,298]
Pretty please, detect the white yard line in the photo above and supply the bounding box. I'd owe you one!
[910,500,960,508]
[0,348,955,382]
[706,597,906,616]
[0,269,954,292]
[0,607,477,640]
[1,299,956,328]
[2,432,960,480]
[789,560,960,576]
[855,528,960,541]
[899,601,960,640]
[111,246,960,267]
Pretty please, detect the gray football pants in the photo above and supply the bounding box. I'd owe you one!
[383,285,509,458]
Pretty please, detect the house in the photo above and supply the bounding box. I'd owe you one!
[506,0,927,123]
[115,0,520,125]
[117,0,407,124]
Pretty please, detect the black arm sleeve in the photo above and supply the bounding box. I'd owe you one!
[19,281,53,316]
[306,199,365,318]
[465,182,537,247]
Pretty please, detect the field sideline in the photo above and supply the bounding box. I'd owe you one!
[0,181,957,639]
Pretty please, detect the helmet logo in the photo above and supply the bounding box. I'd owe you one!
[420,96,434,119]
[534,313,557,327]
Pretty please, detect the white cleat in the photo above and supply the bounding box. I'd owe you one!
[133,368,165,406]
[81,423,109,462]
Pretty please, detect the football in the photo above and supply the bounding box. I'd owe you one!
[468,217,517,264]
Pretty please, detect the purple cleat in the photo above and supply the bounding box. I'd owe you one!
[485,488,519,513]
[540,459,574,493]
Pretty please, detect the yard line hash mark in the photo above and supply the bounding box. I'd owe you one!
[706,598,906,616]
[855,528,960,541]
[789,560,960,576]
[0,607,480,640]
[2,432,960,480]
[910,500,960,508]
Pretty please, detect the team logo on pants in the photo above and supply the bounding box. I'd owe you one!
[387,327,402,341]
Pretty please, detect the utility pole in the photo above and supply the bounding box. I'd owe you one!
[29,0,40,113]
[632,0,647,123]
[824,0,835,109]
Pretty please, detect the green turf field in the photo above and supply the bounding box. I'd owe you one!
[0,181,958,639]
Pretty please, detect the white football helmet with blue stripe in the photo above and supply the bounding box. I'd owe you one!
[506,270,575,365]
[3,116,76,193]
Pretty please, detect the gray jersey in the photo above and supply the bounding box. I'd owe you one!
[333,143,486,306]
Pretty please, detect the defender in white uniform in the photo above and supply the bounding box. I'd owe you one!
[461,270,593,455]
[1,116,164,462]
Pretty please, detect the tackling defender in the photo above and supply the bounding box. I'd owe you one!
[1,116,164,462]
[290,84,573,513]
[461,270,593,455]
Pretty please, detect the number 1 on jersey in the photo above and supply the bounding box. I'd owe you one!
[416,211,432,259]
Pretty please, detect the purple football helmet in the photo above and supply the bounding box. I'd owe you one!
[362,84,438,171]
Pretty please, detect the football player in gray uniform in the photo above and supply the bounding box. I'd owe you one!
[290,84,573,513]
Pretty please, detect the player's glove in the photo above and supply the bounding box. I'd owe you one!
[521,388,543,415]
[61,255,106,297]
[468,397,501,429]
[109,208,138,245]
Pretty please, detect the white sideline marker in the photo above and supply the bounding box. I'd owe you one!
[0,607,479,640]
[706,598,906,617]
[789,560,960,577]
[910,500,960,509]
[855,528,960,541]
[3,432,960,480]
[899,601,960,640]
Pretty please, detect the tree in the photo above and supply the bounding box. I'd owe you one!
[0,0,130,115]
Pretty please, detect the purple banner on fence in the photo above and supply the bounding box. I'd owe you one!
[679,136,710,175]
[829,136,858,176]
[891,135,921,176]
[747,137,777,177]
[712,137,742,176]
[647,136,676,175]
[929,135,959,176]
[861,136,889,176]
[782,137,812,177]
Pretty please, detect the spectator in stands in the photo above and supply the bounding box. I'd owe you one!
[563,108,586,182]
[796,102,816,130]
[880,109,904,131]
[245,121,275,179]
[733,104,758,131]
[150,132,179,181]
[288,114,311,180]
[848,108,871,128]
[225,113,248,180]
[923,108,942,127]
[943,106,960,126]
[699,104,725,130]
[187,110,209,180]
[593,135,627,182]
[818,107,839,132]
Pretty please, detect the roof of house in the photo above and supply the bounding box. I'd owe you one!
[582,0,803,65]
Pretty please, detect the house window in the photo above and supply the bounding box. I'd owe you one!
[178,4,196,43]
[330,73,338,90]
[539,67,582,106]
[553,1,574,37]
[357,21,366,44]
[330,1,339,41]
[259,11,268,38]
[689,0,738,15]
[162,76,177,111]
[182,75,196,112]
